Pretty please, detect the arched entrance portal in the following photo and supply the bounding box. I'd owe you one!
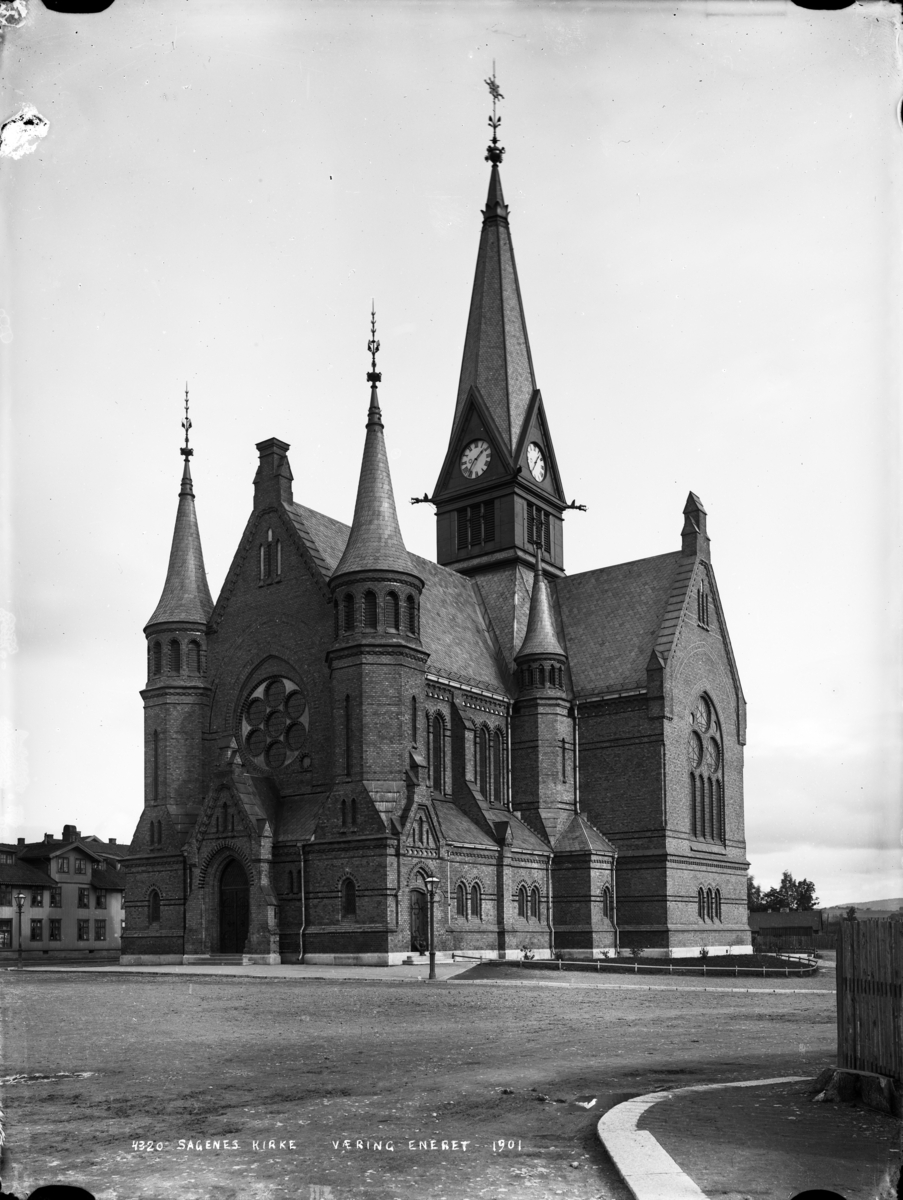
[219,859,250,954]
[410,888,428,954]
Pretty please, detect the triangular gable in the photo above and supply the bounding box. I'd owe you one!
[511,389,566,508]
[432,384,515,503]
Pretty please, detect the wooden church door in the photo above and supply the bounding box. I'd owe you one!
[410,889,428,953]
[219,859,250,954]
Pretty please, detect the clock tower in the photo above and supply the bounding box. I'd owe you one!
[432,89,567,580]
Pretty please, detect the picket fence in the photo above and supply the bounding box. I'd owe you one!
[836,918,903,1082]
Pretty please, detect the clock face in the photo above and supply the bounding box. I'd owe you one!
[527,442,546,481]
[460,439,491,479]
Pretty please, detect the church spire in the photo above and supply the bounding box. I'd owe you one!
[145,388,215,629]
[516,547,566,662]
[332,309,420,581]
[454,70,536,454]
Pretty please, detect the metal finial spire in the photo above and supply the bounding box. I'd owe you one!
[484,62,505,166]
[181,383,193,459]
[366,301,382,387]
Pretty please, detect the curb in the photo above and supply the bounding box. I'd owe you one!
[596,1075,809,1200]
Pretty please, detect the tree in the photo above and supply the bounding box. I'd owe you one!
[754,870,819,912]
[844,906,857,921]
[747,874,766,912]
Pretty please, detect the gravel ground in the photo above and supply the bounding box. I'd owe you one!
[1,970,837,1200]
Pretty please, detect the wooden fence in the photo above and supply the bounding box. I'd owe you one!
[836,918,903,1081]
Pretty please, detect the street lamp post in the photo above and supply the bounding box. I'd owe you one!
[424,876,440,981]
[14,892,25,970]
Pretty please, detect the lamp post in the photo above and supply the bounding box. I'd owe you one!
[424,876,440,981]
[14,892,25,970]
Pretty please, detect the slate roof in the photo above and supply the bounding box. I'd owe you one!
[554,551,684,696]
[431,800,498,848]
[454,164,536,454]
[90,867,126,891]
[554,813,616,855]
[331,390,419,580]
[516,553,565,661]
[278,796,328,843]
[146,458,215,628]
[0,861,52,888]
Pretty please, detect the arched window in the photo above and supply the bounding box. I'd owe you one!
[350,796,357,827]
[530,887,540,920]
[706,888,714,921]
[478,727,489,796]
[169,640,181,673]
[456,883,467,918]
[344,694,352,774]
[276,539,282,577]
[521,666,533,688]
[411,695,417,744]
[341,878,356,919]
[363,590,378,630]
[689,694,724,844]
[706,778,714,840]
[471,883,482,921]
[561,738,567,783]
[602,886,612,919]
[431,714,444,793]
[149,819,155,847]
[714,888,722,921]
[417,815,425,845]
[690,774,698,838]
[384,592,399,632]
[152,641,162,675]
[493,729,504,804]
[152,730,160,802]
[187,640,200,673]
[406,595,417,635]
[333,600,339,639]
[156,820,163,845]
[536,665,545,688]
[697,887,706,920]
[259,544,267,581]
[148,890,161,925]
[340,798,347,828]
[343,593,355,633]
[517,886,527,919]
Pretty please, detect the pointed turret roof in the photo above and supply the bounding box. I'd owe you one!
[454,161,537,455]
[332,318,420,582]
[516,549,565,661]
[145,450,214,629]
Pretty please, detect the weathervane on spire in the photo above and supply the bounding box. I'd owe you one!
[366,301,382,387]
[181,383,193,459]
[484,62,505,166]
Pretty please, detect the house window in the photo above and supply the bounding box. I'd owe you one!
[706,888,714,921]
[187,640,201,673]
[417,816,425,845]
[530,887,540,920]
[260,529,274,581]
[471,883,482,921]
[77,920,90,942]
[30,919,43,941]
[0,851,12,865]
[714,888,722,922]
[169,639,181,673]
[406,595,417,636]
[527,503,551,552]
[697,586,710,628]
[0,920,11,948]
[602,886,612,920]
[340,798,347,829]
[386,592,400,631]
[350,796,357,827]
[494,729,504,803]
[50,888,61,908]
[697,888,706,920]
[148,890,161,925]
[57,857,69,874]
[363,590,378,630]
[77,888,89,909]
[517,886,528,919]
[341,878,356,919]
[0,885,10,906]
[456,883,467,918]
[95,890,107,910]
[520,666,533,688]
[430,714,444,793]
[95,920,106,941]
[276,539,282,577]
[152,641,162,675]
[74,858,86,875]
[689,695,725,845]
[31,889,43,907]
[536,664,545,688]
[343,593,355,633]
[411,695,418,743]
[456,502,496,550]
[48,919,61,941]
[477,727,489,796]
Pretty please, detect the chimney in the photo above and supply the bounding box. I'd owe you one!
[62,824,79,844]
[17,837,24,847]
[108,837,116,845]
[43,833,54,843]
[253,438,293,508]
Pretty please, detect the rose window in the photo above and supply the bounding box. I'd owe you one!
[241,677,309,772]
[688,693,724,844]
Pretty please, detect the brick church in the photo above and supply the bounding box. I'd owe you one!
[122,99,751,965]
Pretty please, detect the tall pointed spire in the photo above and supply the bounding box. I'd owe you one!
[332,308,420,580]
[454,69,536,454]
[145,388,215,628]
[516,548,565,661]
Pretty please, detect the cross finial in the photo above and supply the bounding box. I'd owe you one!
[181,383,193,459]
[484,62,505,166]
[366,301,382,387]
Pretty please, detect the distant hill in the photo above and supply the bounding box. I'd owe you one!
[822,897,903,918]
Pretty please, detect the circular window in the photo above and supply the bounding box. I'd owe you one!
[687,732,704,768]
[692,697,711,732]
[241,676,309,772]
[706,739,721,772]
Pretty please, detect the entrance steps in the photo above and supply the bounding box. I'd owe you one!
[182,954,243,966]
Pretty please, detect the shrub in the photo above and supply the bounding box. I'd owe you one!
[699,946,709,959]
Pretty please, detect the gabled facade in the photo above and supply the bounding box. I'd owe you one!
[122,105,750,966]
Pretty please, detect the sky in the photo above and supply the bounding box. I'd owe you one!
[0,0,900,908]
